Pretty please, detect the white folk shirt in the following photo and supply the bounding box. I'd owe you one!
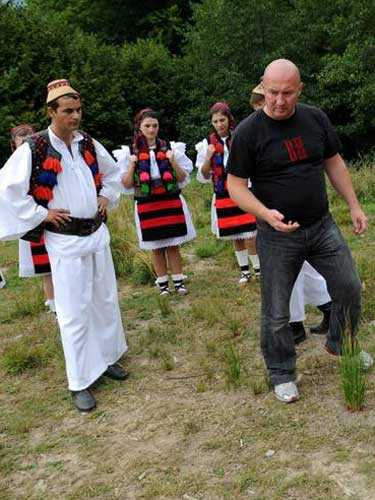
[0,127,122,257]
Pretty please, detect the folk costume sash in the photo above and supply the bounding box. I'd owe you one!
[30,237,51,274]
[133,136,187,241]
[133,138,179,198]
[208,132,231,195]
[208,132,256,238]
[22,130,102,242]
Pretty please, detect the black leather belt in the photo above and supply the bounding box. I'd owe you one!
[45,212,103,236]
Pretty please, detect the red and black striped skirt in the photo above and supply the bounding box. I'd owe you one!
[215,190,256,238]
[136,194,188,242]
[30,237,51,274]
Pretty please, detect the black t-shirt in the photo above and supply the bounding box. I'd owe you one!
[226,103,342,226]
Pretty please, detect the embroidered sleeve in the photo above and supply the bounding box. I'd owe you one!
[94,139,122,209]
[170,141,193,188]
[0,143,48,240]
[195,139,211,185]
[112,145,134,195]
[195,139,208,168]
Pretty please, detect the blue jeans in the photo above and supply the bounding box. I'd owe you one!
[257,213,361,386]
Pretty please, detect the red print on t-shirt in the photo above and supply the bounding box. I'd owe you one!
[284,136,308,162]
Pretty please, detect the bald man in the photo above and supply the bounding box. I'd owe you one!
[227,59,370,403]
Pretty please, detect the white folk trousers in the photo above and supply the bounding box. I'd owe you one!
[49,244,127,391]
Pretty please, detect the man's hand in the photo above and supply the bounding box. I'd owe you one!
[350,206,369,235]
[44,209,71,227]
[98,195,109,218]
[265,209,300,232]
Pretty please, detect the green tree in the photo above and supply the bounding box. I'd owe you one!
[0,3,182,159]
[177,0,375,156]
[26,0,194,52]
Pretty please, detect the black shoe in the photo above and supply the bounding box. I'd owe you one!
[289,321,307,345]
[310,309,330,335]
[103,363,129,381]
[71,389,96,412]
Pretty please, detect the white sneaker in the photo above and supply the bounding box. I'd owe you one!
[274,382,299,403]
[238,271,251,284]
[174,282,188,295]
[359,350,374,370]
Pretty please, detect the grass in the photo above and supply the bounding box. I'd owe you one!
[195,239,226,258]
[0,167,375,499]
[223,341,243,389]
[339,331,368,411]
[2,342,52,374]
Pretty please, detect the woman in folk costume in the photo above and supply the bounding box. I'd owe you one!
[10,124,55,312]
[195,102,259,284]
[115,108,196,295]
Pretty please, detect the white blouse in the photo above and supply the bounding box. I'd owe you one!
[195,137,252,188]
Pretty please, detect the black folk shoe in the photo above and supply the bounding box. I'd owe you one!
[71,389,96,412]
[103,363,129,381]
[310,309,331,335]
[289,321,307,345]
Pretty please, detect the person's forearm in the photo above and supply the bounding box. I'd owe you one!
[325,158,360,209]
[169,158,186,182]
[122,162,135,189]
[227,175,269,221]
[201,158,212,179]
[228,174,300,232]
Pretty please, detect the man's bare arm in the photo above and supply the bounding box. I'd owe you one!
[227,174,299,232]
[324,153,368,235]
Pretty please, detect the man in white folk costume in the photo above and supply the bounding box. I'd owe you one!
[0,79,128,412]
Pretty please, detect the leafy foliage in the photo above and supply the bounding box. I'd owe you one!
[1,0,375,161]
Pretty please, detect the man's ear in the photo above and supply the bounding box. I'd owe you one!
[298,82,304,96]
[46,106,54,119]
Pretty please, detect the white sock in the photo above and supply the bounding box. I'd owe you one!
[156,275,169,285]
[235,249,249,268]
[171,273,184,282]
[249,254,260,270]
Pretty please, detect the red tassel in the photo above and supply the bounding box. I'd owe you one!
[156,151,166,161]
[34,185,53,201]
[138,152,150,161]
[94,173,103,187]
[43,157,62,173]
[84,150,95,165]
